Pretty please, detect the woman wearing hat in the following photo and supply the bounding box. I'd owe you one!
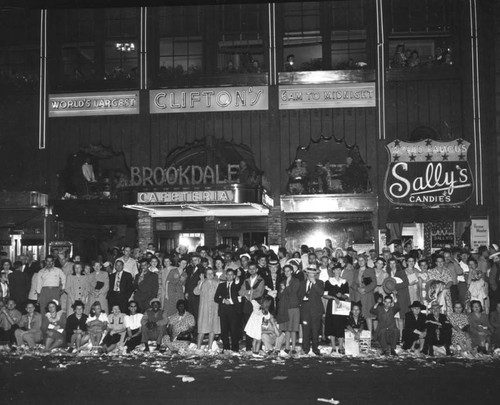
[401,301,426,352]
[352,256,376,331]
[158,256,187,318]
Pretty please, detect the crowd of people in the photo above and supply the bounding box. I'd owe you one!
[390,44,453,69]
[1,240,500,359]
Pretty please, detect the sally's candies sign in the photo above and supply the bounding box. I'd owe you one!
[384,139,473,206]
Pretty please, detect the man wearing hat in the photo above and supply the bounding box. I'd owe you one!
[402,301,427,352]
[423,302,452,356]
[141,297,167,352]
[287,258,304,282]
[298,267,324,356]
[370,295,400,356]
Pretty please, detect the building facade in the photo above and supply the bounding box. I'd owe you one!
[0,0,498,259]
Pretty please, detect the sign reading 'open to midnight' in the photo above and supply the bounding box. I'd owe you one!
[384,139,474,206]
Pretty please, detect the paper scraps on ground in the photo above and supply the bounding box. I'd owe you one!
[272,376,287,380]
[176,374,195,382]
[318,398,340,404]
[155,368,171,374]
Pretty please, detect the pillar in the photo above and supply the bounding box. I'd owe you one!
[137,211,154,252]
[267,205,285,246]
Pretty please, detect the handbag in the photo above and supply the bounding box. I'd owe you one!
[95,281,105,290]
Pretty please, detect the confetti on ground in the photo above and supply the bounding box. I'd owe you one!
[318,398,340,404]
[272,376,288,380]
[154,368,171,374]
[371,364,386,368]
[182,376,195,383]
[326,372,333,375]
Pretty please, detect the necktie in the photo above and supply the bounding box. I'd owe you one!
[114,273,121,292]
[227,282,231,301]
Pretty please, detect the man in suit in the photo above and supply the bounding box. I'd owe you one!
[20,253,41,283]
[298,267,324,356]
[8,261,30,311]
[184,254,202,326]
[107,259,134,313]
[402,300,427,351]
[423,302,452,356]
[370,295,400,356]
[214,268,242,353]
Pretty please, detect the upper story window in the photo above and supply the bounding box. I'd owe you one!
[156,6,204,85]
[282,2,322,72]
[52,8,139,92]
[388,0,456,70]
[330,0,368,70]
[217,4,267,74]
[0,9,40,93]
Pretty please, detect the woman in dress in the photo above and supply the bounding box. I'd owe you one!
[323,264,349,354]
[427,255,453,315]
[468,300,491,353]
[405,257,421,303]
[158,256,187,317]
[194,268,220,350]
[65,262,89,315]
[65,300,89,353]
[352,255,376,331]
[86,261,109,314]
[373,258,388,302]
[394,258,411,330]
[277,264,300,354]
[448,302,472,355]
[149,256,161,275]
[86,301,108,348]
[42,300,67,352]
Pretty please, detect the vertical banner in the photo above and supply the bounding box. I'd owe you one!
[470,218,489,250]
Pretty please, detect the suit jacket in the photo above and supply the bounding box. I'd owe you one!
[107,271,134,301]
[24,261,41,280]
[133,271,159,305]
[214,280,242,315]
[184,265,202,299]
[404,311,427,333]
[298,279,325,315]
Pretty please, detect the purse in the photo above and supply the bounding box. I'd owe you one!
[95,281,105,290]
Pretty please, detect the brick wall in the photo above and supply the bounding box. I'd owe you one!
[267,205,284,246]
[137,211,153,252]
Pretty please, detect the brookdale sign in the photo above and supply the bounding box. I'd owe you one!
[384,139,474,206]
[130,164,240,187]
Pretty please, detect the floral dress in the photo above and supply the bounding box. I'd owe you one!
[448,312,471,349]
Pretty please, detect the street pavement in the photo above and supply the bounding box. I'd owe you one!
[1,349,500,405]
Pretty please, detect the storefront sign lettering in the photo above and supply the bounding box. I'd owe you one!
[150,86,268,113]
[470,218,490,250]
[137,190,234,203]
[384,139,473,206]
[278,83,376,110]
[48,92,139,117]
[130,164,240,187]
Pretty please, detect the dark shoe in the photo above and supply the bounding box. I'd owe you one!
[390,349,398,356]
[445,346,452,356]
[144,343,150,352]
[312,350,321,356]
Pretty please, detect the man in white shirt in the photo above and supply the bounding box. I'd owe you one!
[36,255,66,315]
[118,246,138,278]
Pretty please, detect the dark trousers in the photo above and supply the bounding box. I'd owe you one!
[377,327,399,351]
[402,329,421,350]
[457,282,467,306]
[0,325,18,345]
[187,296,199,332]
[423,328,452,355]
[450,284,459,305]
[220,305,241,352]
[300,302,322,353]
[125,329,142,352]
[243,311,253,351]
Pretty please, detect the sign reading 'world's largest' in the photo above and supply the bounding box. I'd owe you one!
[384,139,473,206]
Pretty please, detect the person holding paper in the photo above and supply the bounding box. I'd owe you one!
[323,263,349,354]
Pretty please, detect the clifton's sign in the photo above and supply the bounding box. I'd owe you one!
[384,139,473,206]
[130,164,240,187]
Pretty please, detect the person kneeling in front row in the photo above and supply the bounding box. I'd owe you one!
[14,302,43,350]
[423,302,452,356]
[402,301,427,353]
[370,295,400,356]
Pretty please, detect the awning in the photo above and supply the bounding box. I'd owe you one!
[124,203,269,218]
[281,194,377,214]
[386,206,469,223]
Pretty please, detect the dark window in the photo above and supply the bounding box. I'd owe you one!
[282,2,322,72]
